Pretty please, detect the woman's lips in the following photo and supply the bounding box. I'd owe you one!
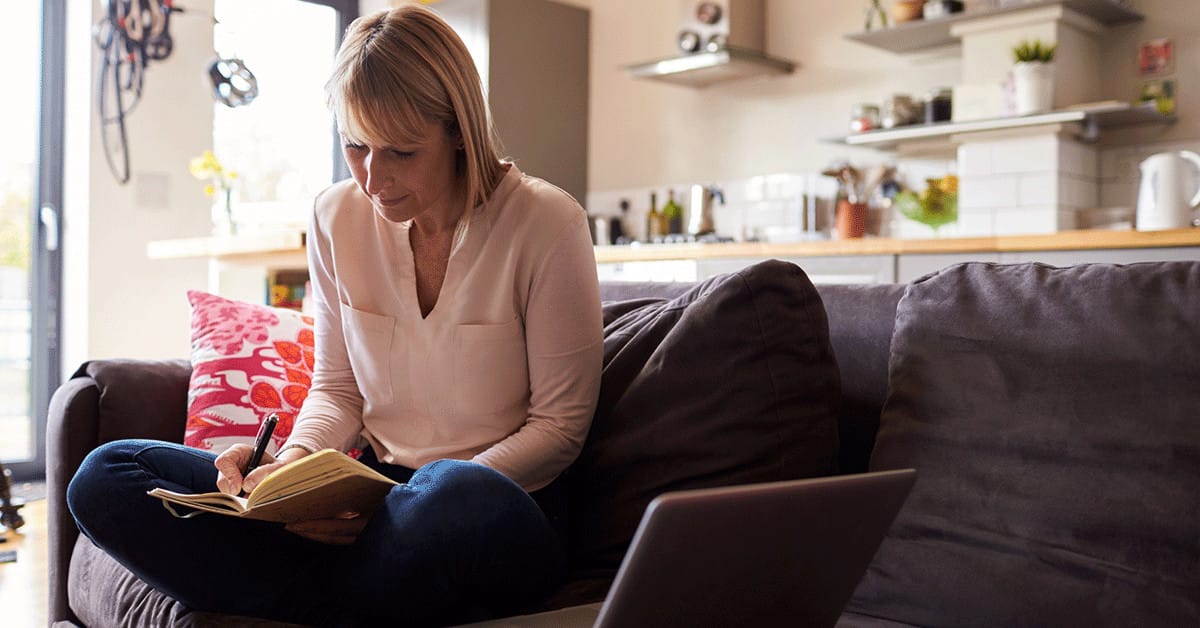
[376,195,407,207]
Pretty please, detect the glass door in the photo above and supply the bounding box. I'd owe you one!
[0,0,63,480]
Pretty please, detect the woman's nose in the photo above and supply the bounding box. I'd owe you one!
[364,152,392,194]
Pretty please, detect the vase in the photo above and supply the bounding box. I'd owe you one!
[211,188,237,237]
[1012,61,1055,115]
[835,200,867,239]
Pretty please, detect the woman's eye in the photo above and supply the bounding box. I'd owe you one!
[391,150,415,159]
[344,143,366,152]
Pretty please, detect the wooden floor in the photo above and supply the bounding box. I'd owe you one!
[0,498,48,628]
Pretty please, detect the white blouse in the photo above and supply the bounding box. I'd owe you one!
[285,165,604,491]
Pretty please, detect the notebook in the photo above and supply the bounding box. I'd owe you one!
[461,468,916,628]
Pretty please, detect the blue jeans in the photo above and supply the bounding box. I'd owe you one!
[67,440,566,626]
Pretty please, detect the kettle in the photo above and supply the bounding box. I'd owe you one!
[1136,151,1200,231]
[687,184,724,236]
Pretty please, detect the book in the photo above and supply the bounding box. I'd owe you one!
[148,449,398,523]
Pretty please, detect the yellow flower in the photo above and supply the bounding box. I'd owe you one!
[190,150,237,196]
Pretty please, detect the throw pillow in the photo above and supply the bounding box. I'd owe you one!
[184,290,314,454]
[848,261,1200,627]
[569,259,842,571]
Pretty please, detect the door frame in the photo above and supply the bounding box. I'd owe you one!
[9,0,65,481]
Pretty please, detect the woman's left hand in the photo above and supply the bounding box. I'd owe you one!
[284,511,369,545]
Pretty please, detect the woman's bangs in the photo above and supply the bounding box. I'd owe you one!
[340,67,432,147]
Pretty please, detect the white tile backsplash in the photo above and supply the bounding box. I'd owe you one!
[1018,174,1058,208]
[956,143,993,177]
[991,135,1059,175]
[960,175,1019,210]
[993,207,1059,235]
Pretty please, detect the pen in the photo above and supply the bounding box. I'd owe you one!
[242,413,278,484]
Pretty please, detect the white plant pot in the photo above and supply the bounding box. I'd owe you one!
[1012,61,1055,115]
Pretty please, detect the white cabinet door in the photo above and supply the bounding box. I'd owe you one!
[596,260,699,282]
[696,256,895,284]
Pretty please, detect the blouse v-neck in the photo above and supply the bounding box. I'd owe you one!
[404,217,470,320]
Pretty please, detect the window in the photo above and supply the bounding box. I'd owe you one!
[212,0,354,231]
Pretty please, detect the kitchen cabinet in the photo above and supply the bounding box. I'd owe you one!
[432,0,589,203]
[844,0,1142,54]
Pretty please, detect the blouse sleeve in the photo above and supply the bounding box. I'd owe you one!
[283,190,366,454]
[471,211,604,491]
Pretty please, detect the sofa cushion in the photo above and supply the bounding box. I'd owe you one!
[185,290,314,454]
[68,537,307,627]
[568,259,842,571]
[849,261,1200,627]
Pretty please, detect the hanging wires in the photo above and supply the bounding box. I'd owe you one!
[93,0,179,184]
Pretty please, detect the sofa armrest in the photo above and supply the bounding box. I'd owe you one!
[46,358,192,625]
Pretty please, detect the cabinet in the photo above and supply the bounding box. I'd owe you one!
[433,0,589,204]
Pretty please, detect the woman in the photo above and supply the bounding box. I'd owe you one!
[68,5,603,625]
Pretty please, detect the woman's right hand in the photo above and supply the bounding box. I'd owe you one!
[214,445,309,496]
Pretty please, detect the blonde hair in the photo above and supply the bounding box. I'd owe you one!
[327,5,504,212]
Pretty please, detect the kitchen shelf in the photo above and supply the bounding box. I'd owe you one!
[845,0,1143,54]
[827,101,1175,151]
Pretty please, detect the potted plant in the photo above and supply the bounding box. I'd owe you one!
[1012,39,1057,115]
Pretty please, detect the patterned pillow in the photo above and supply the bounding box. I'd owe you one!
[184,290,314,454]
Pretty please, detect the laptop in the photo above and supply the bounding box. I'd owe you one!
[460,468,916,628]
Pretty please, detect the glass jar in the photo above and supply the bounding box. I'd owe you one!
[849,103,881,134]
[925,88,953,123]
[882,94,921,128]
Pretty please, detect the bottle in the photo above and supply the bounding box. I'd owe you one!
[662,189,683,235]
[646,191,664,242]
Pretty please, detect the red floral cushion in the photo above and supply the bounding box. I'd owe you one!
[184,290,314,454]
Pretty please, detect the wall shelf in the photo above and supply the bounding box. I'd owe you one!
[845,0,1143,54]
[827,101,1174,151]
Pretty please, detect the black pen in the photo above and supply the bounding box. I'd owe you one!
[241,413,278,492]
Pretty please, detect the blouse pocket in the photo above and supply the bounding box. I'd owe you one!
[454,317,529,416]
[339,302,396,407]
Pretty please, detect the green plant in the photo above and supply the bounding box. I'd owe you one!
[1013,39,1057,63]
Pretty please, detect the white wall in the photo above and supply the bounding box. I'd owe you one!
[62,1,214,374]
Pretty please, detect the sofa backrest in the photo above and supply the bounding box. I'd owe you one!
[599,278,904,475]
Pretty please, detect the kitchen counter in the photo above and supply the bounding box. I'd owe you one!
[594,228,1200,263]
[148,227,1200,264]
[148,226,1200,298]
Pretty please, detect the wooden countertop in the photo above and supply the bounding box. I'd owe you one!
[148,227,1200,265]
[597,227,1200,262]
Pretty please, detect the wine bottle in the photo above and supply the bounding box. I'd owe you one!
[662,189,683,235]
[646,191,664,242]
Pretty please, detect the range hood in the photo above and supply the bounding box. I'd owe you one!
[625,0,796,88]
[625,47,795,88]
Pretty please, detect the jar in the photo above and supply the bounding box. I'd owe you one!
[850,103,881,134]
[882,94,921,129]
[925,88,953,123]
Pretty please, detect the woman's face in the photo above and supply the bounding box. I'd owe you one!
[341,116,462,225]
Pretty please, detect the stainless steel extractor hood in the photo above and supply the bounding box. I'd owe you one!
[625,0,796,88]
[625,47,795,88]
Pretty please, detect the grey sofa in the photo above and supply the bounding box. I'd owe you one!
[47,259,1199,627]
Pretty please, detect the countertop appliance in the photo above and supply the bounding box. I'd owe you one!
[1136,150,1200,231]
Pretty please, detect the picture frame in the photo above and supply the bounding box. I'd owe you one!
[1138,38,1174,76]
